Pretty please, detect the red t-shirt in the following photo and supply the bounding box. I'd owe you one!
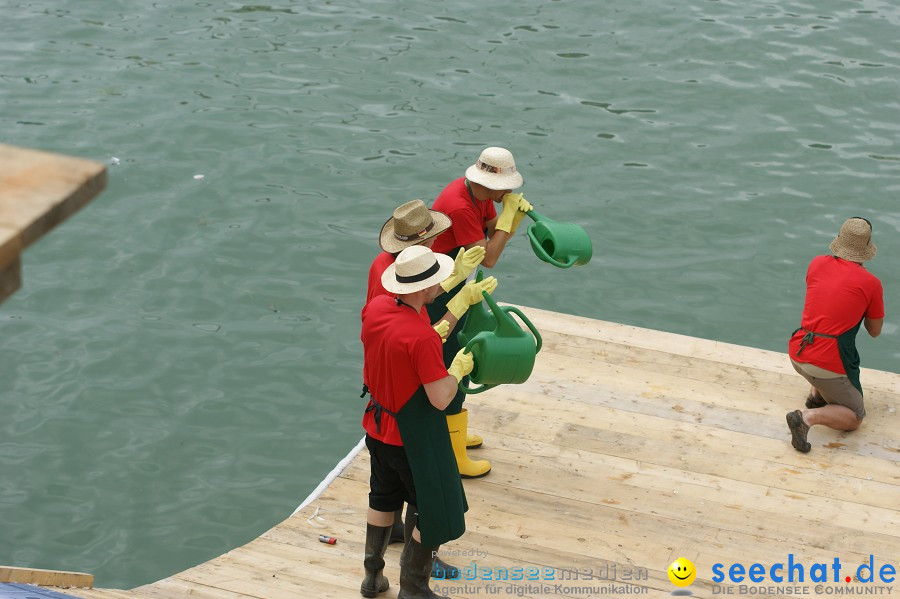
[789,255,884,373]
[430,177,497,255]
[361,295,449,445]
[367,251,397,305]
[366,251,429,320]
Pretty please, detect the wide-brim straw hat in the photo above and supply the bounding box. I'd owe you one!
[464,147,524,191]
[379,199,452,254]
[381,246,455,294]
[830,217,877,262]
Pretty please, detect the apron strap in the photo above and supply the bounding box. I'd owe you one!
[364,396,397,434]
[464,179,478,209]
[793,327,838,356]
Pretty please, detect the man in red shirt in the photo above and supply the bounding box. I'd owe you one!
[428,147,533,477]
[360,246,495,599]
[786,217,884,453]
[367,199,485,316]
[364,199,486,577]
[430,147,532,268]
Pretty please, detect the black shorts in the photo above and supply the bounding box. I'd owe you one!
[366,434,417,512]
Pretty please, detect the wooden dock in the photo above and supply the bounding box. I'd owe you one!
[0,143,107,304]
[21,307,900,598]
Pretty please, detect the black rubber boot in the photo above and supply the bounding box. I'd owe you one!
[403,506,460,580]
[398,538,451,599]
[360,523,392,597]
[389,507,405,544]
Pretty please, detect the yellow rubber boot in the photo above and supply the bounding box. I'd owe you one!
[447,409,491,478]
[466,433,483,449]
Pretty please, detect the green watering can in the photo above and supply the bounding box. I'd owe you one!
[525,209,592,269]
[459,286,542,395]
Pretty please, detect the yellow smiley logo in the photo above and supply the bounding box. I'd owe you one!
[668,557,696,587]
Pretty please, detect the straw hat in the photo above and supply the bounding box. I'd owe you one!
[830,217,876,262]
[379,199,452,254]
[381,246,455,294]
[465,147,524,190]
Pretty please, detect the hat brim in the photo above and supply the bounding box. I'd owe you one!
[381,253,455,295]
[465,164,523,191]
[830,238,877,262]
[379,210,452,254]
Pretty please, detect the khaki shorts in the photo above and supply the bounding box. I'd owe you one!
[791,360,866,420]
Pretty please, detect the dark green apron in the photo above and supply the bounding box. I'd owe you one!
[426,257,469,414]
[395,386,467,546]
[793,319,864,395]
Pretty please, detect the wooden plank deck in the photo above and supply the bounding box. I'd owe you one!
[0,566,93,590]
[0,143,107,304]
[56,307,900,598]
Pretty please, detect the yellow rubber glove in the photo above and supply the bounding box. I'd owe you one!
[509,196,534,234]
[433,319,450,343]
[448,348,474,383]
[445,276,499,319]
[495,193,532,233]
[440,246,486,292]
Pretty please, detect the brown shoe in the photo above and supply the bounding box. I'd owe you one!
[805,394,827,409]
[786,410,811,453]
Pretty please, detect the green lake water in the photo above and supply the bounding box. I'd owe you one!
[1,0,897,589]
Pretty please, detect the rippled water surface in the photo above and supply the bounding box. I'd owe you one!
[1,0,898,588]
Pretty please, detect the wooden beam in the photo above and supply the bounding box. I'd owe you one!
[0,256,22,301]
[0,143,107,304]
[0,565,94,588]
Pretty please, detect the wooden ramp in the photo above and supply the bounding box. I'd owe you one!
[63,307,900,598]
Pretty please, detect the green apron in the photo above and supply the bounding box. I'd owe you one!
[395,386,468,546]
[793,319,864,395]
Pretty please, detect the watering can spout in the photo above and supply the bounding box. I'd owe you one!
[525,209,548,223]
[456,270,493,348]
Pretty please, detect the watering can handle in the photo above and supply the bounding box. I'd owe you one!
[526,227,578,269]
[459,380,495,394]
[501,306,543,353]
[458,337,495,394]
[477,290,543,352]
